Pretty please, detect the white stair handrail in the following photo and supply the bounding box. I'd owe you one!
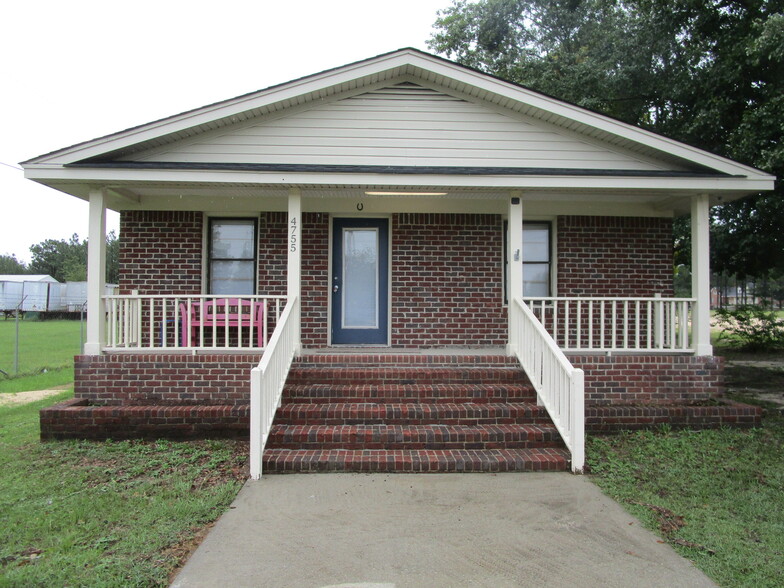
[511,296,584,473]
[249,295,300,479]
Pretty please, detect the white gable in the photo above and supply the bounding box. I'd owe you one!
[120,83,673,172]
[22,48,775,207]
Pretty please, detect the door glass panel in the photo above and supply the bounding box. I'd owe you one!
[342,228,378,328]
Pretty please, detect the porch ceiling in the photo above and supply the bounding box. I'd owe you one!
[23,174,755,217]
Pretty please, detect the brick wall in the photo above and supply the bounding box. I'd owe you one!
[74,354,262,405]
[40,398,250,440]
[301,213,330,347]
[557,216,674,297]
[585,402,760,434]
[119,211,203,294]
[118,211,676,346]
[258,212,287,295]
[121,210,292,296]
[569,354,724,405]
[391,213,507,347]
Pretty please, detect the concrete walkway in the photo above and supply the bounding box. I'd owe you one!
[171,473,716,588]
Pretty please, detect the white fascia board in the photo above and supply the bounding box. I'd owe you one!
[23,164,775,194]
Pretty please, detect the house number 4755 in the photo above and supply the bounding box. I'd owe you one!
[290,217,298,252]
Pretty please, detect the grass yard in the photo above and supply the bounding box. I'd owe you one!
[0,319,82,392]
[587,352,784,588]
[0,392,248,586]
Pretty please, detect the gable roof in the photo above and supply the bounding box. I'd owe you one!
[22,48,775,203]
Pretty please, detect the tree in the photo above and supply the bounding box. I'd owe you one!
[429,0,784,277]
[105,231,119,284]
[0,254,28,274]
[28,232,119,283]
[29,234,87,282]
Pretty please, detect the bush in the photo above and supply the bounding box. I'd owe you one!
[714,305,784,351]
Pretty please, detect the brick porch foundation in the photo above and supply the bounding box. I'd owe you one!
[40,351,760,441]
[568,354,725,405]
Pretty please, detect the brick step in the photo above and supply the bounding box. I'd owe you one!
[267,423,563,450]
[282,383,537,404]
[274,402,551,426]
[262,448,569,473]
[286,366,530,385]
[296,354,517,368]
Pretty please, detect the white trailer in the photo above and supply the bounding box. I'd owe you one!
[0,275,60,313]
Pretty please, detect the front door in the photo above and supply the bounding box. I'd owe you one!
[331,218,389,345]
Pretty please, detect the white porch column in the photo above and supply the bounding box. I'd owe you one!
[691,193,713,356]
[508,192,523,354]
[84,188,107,355]
[287,187,302,352]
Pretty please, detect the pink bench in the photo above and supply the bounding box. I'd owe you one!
[179,298,265,348]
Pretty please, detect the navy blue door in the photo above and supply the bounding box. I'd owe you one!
[331,218,389,344]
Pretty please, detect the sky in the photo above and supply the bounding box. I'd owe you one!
[0,0,452,263]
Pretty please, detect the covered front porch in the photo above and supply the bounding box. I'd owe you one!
[69,186,723,477]
[83,188,715,357]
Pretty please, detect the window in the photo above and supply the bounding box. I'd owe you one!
[522,222,551,297]
[504,221,552,300]
[208,218,257,295]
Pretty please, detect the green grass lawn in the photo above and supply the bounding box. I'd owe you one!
[588,355,784,588]
[0,393,248,586]
[0,319,81,392]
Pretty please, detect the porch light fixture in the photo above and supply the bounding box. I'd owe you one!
[364,191,448,196]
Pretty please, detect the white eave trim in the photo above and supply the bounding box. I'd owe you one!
[24,164,775,194]
[20,49,776,183]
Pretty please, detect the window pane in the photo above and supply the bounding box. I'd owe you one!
[523,264,550,297]
[212,221,255,259]
[210,261,254,295]
[343,229,378,328]
[523,225,549,263]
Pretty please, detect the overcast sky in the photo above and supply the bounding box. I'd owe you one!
[0,0,451,263]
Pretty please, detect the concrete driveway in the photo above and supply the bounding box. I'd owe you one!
[171,473,716,588]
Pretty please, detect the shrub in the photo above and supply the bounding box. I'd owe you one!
[714,305,784,351]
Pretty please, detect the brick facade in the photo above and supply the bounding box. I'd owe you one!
[258,212,287,295]
[74,354,261,405]
[301,213,330,347]
[119,211,203,295]
[391,213,507,347]
[118,211,675,346]
[569,354,724,405]
[556,216,674,297]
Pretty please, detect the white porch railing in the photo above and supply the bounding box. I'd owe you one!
[510,297,584,473]
[523,296,695,353]
[103,295,287,351]
[249,295,300,479]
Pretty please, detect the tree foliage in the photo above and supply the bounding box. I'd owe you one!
[28,232,119,283]
[0,254,29,275]
[429,0,784,278]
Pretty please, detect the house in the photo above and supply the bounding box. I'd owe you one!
[23,49,774,477]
